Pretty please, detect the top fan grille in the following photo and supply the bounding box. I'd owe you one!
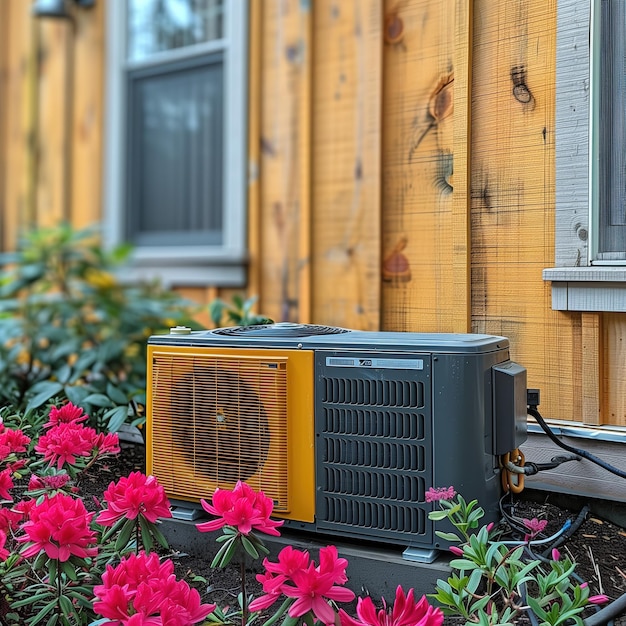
[212,323,350,338]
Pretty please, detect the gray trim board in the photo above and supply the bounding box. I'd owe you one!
[545,0,626,310]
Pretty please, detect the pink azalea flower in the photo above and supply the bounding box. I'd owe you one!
[0,506,23,532]
[34,422,99,469]
[16,493,97,562]
[125,614,162,626]
[318,545,349,584]
[249,546,312,612]
[425,486,456,503]
[0,528,10,561]
[0,469,14,501]
[339,586,444,626]
[281,549,356,626]
[44,402,88,429]
[94,431,121,455]
[93,551,215,625]
[197,480,283,537]
[0,425,30,461]
[28,473,71,492]
[97,472,171,526]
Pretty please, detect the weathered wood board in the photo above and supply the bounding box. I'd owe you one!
[310,0,382,330]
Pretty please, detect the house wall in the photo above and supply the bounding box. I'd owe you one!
[1,0,626,428]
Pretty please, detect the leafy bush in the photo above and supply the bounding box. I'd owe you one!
[208,294,273,328]
[0,224,196,431]
[427,487,609,626]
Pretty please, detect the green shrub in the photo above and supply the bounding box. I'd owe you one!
[208,293,273,327]
[0,224,196,432]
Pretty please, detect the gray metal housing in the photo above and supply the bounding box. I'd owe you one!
[149,324,528,550]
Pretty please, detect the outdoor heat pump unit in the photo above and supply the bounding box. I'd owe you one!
[146,323,527,556]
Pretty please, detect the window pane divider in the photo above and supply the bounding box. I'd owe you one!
[126,38,227,71]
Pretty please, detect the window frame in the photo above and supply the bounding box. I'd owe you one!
[103,0,248,287]
[544,0,626,311]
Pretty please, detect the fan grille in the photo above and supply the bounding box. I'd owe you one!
[150,353,289,510]
[212,323,350,338]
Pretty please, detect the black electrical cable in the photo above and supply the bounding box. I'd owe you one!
[540,504,590,559]
[528,407,626,479]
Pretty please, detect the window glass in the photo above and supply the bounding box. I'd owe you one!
[128,0,224,62]
[126,57,224,247]
[596,0,626,260]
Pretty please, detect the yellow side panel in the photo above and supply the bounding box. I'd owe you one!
[146,345,315,523]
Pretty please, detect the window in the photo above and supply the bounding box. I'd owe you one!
[544,0,626,311]
[104,0,248,286]
[591,0,626,262]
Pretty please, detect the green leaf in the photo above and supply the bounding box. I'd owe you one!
[115,518,136,553]
[11,592,55,608]
[58,595,75,618]
[61,560,78,581]
[82,393,114,408]
[449,558,480,571]
[150,523,170,549]
[45,613,59,626]
[106,382,128,405]
[103,405,129,432]
[26,598,57,625]
[241,535,260,559]
[211,536,238,568]
[138,516,154,552]
[64,384,90,406]
[25,381,64,412]
[428,510,450,521]
[435,531,461,542]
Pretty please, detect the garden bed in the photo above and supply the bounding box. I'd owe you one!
[95,441,626,625]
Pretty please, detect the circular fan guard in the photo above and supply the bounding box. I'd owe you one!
[173,369,270,483]
[212,322,350,338]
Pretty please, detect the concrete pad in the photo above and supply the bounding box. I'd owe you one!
[160,517,451,600]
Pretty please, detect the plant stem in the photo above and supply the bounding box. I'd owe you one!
[241,556,248,626]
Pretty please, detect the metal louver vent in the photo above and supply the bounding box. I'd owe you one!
[315,354,432,542]
[150,352,289,510]
[322,378,422,407]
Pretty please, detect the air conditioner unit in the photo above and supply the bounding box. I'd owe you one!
[146,323,527,557]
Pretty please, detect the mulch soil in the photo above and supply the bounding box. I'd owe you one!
[90,441,626,625]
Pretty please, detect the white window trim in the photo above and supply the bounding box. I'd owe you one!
[102,1,248,288]
[545,0,626,311]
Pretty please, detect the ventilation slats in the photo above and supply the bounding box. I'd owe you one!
[323,497,426,535]
[323,378,423,408]
[323,408,424,439]
[316,363,432,542]
[151,353,289,510]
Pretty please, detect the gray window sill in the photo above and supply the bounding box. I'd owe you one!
[543,267,626,311]
[113,256,246,289]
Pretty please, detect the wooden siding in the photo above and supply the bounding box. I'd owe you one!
[1,0,625,427]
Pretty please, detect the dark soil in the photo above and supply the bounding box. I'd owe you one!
[92,441,626,625]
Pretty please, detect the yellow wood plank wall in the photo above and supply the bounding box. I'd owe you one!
[380,0,457,333]
[469,0,581,423]
[2,1,625,426]
[257,0,312,324]
[1,2,36,250]
[605,315,626,425]
[310,0,382,330]
[0,2,104,243]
